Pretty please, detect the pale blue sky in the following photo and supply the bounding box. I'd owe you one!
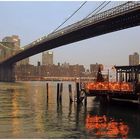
[0,1,139,69]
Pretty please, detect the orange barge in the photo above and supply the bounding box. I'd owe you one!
[80,65,140,103]
[82,81,140,103]
[85,82,133,92]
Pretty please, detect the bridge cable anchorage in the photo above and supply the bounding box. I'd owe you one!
[84,1,107,19]
[52,1,87,33]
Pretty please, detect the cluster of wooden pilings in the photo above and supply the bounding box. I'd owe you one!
[46,82,87,106]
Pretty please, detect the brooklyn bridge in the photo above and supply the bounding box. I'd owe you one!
[0,1,140,82]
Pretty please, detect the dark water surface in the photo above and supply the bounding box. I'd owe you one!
[0,81,140,138]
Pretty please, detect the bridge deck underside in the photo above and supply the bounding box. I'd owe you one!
[1,8,140,65]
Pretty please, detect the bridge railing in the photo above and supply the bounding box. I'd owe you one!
[22,2,140,50]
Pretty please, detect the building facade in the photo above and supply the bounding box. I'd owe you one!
[17,58,30,66]
[129,52,139,66]
[90,63,103,78]
[15,63,86,80]
[42,51,53,65]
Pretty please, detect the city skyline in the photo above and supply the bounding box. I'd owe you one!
[0,1,140,69]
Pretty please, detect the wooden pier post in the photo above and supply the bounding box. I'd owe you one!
[84,95,87,107]
[76,82,80,103]
[57,83,60,103]
[60,83,63,102]
[68,84,73,103]
[46,83,49,109]
[46,83,49,99]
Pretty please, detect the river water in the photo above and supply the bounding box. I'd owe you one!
[0,81,140,138]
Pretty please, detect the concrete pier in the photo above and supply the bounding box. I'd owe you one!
[0,64,15,82]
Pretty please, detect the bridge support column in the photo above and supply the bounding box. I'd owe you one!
[0,64,15,82]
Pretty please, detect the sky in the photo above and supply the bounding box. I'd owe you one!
[0,1,140,69]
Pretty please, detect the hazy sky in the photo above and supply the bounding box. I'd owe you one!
[0,1,139,69]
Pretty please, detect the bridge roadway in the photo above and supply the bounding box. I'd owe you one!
[0,1,140,82]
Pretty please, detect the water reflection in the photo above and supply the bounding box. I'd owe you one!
[11,91,21,136]
[85,98,140,138]
[86,114,129,138]
[0,82,140,138]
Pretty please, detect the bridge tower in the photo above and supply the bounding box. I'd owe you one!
[0,64,15,82]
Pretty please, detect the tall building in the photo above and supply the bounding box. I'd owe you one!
[133,52,139,65]
[42,51,53,65]
[129,55,133,66]
[129,52,139,66]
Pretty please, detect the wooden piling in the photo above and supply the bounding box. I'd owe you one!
[76,82,80,103]
[46,83,49,99]
[68,84,73,103]
[57,83,60,102]
[46,83,49,108]
[84,96,87,107]
[60,83,63,102]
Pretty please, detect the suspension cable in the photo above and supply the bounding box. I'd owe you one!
[52,1,87,33]
[84,1,106,19]
[93,1,111,15]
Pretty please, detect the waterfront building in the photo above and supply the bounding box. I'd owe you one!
[42,51,53,65]
[17,58,29,66]
[69,64,85,77]
[15,62,86,80]
[61,62,70,68]
[90,63,103,78]
[129,52,139,66]
[90,63,98,77]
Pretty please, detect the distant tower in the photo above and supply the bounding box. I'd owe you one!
[129,55,133,66]
[42,51,53,65]
[133,52,139,65]
[129,52,139,66]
